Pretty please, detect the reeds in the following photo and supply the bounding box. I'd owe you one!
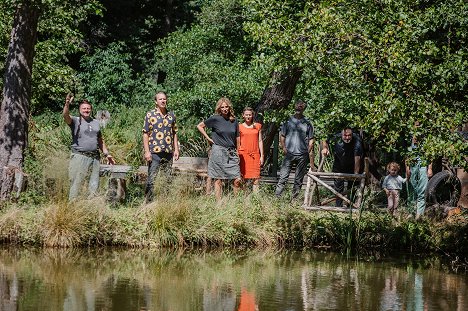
[1,190,468,254]
[41,201,93,247]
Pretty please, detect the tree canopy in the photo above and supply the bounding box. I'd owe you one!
[1,0,467,168]
[244,0,468,165]
[152,0,269,135]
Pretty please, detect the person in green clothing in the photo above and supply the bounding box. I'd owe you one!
[405,133,433,219]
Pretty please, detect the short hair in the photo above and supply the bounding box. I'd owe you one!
[154,91,167,100]
[243,107,255,113]
[79,99,92,108]
[295,100,307,108]
[387,162,400,172]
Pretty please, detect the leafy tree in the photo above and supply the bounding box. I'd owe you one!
[0,0,103,113]
[78,42,133,106]
[0,0,101,200]
[0,1,39,200]
[152,0,270,140]
[244,0,468,166]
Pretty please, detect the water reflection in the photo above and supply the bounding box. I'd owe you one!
[0,248,466,310]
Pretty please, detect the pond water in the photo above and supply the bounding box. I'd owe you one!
[0,248,467,311]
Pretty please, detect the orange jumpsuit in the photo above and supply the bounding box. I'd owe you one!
[238,123,262,179]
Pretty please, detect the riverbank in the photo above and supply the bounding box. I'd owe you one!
[1,180,467,256]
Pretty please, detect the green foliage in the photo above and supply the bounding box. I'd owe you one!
[78,42,156,108]
[244,0,468,165]
[3,192,467,255]
[153,0,269,140]
[0,0,103,113]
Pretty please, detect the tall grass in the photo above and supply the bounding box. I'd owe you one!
[2,177,468,256]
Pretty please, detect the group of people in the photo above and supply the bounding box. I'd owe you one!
[63,92,433,217]
[197,98,264,200]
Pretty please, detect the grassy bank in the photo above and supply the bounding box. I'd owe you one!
[1,175,467,256]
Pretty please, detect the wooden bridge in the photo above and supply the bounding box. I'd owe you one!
[302,158,370,212]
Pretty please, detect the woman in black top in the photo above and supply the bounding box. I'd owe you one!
[197,97,241,200]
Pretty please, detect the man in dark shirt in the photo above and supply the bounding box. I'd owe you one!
[322,127,363,207]
[275,100,315,199]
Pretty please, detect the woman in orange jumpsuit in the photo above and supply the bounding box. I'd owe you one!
[238,107,264,193]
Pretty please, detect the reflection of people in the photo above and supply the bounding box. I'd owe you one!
[322,127,363,207]
[380,273,402,311]
[275,100,315,199]
[383,162,406,216]
[63,94,115,200]
[237,287,258,311]
[238,107,264,193]
[406,134,432,219]
[197,97,241,201]
[142,92,179,202]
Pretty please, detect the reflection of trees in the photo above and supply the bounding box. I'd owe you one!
[0,248,467,310]
[0,272,18,311]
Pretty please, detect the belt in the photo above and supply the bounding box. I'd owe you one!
[72,150,100,159]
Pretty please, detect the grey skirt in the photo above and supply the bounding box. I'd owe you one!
[208,144,241,179]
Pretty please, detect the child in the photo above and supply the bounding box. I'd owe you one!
[382,162,407,215]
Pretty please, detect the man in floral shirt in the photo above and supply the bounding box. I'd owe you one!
[142,92,179,202]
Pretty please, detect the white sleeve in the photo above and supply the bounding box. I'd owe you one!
[382,176,389,189]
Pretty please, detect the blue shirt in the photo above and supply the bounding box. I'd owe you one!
[280,116,314,156]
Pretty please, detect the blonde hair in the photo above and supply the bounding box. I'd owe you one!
[387,162,400,172]
[215,97,235,122]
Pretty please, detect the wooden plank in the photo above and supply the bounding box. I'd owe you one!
[259,174,335,186]
[304,157,325,207]
[100,165,146,179]
[100,157,209,178]
[354,159,369,208]
[172,157,208,177]
[172,157,208,171]
[320,197,336,206]
[308,171,366,179]
[303,206,358,213]
[308,174,359,209]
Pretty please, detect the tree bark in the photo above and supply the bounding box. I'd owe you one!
[0,3,39,200]
[164,0,174,34]
[256,67,303,115]
[255,67,303,166]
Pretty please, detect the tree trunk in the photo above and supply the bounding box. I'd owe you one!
[255,67,303,168]
[0,3,39,200]
[164,0,174,34]
[256,67,303,115]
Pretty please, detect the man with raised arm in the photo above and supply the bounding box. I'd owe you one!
[63,94,115,200]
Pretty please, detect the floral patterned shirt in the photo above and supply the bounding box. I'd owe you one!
[142,109,178,153]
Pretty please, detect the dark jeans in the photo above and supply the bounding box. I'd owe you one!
[333,167,356,207]
[145,152,173,202]
[275,153,309,198]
